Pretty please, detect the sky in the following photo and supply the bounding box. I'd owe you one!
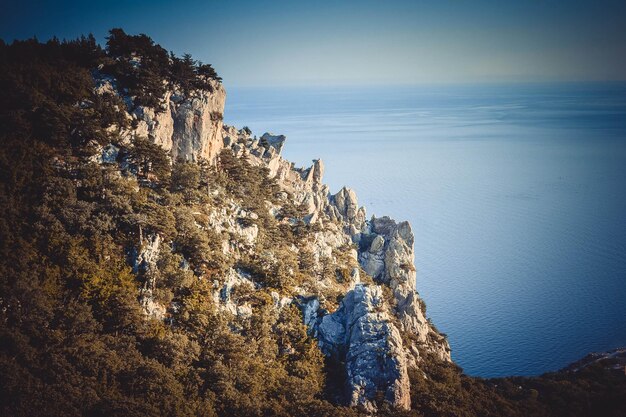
[2,0,626,86]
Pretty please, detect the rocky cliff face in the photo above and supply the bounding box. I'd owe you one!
[6,33,625,417]
[95,75,226,162]
[135,83,226,162]
[216,126,451,410]
[303,285,411,412]
[101,79,451,411]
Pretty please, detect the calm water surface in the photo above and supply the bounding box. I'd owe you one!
[225,83,626,377]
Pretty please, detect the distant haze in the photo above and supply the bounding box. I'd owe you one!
[2,0,626,86]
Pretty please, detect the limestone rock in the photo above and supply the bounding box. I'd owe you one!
[331,187,366,231]
[260,133,286,154]
[215,268,256,316]
[170,84,226,162]
[94,73,226,163]
[369,234,385,253]
[204,202,260,247]
[133,233,161,282]
[219,127,451,367]
[133,233,166,320]
[356,217,451,359]
[133,98,175,151]
[127,119,453,410]
[140,295,166,320]
[271,291,293,309]
[90,74,453,411]
[308,285,411,411]
[303,159,324,185]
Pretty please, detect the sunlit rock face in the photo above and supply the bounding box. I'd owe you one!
[107,76,451,410]
[95,75,226,162]
[304,284,411,412]
[212,128,451,409]
[133,81,226,162]
[171,83,226,162]
[132,233,166,320]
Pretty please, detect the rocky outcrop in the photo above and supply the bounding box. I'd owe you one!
[116,103,450,411]
[259,133,286,154]
[356,217,450,361]
[562,347,626,373]
[360,219,424,330]
[205,201,260,249]
[133,82,226,162]
[171,85,226,162]
[328,187,367,233]
[95,75,226,162]
[217,128,451,409]
[214,268,256,318]
[133,233,166,320]
[303,285,411,412]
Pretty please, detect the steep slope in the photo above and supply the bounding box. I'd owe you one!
[216,126,452,411]
[2,32,625,417]
[95,75,226,162]
[88,43,452,407]
[111,72,452,409]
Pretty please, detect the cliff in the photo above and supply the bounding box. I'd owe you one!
[95,75,226,162]
[105,73,450,410]
[89,45,452,409]
[220,126,452,411]
[3,33,624,417]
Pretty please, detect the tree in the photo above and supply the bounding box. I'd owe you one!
[128,137,171,182]
[170,53,197,93]
[197,62,221,82]
[102,29,221,108]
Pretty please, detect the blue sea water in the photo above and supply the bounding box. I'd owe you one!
[224,83,626,378]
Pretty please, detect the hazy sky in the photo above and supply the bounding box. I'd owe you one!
[2,0,626,86]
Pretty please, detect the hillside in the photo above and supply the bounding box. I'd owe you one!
[0,30,625,417]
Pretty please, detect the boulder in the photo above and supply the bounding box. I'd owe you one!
[369,235,385,253]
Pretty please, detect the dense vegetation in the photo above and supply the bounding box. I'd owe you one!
[1,32,625,417]
[103,28,221,108]
[0,30,352,417]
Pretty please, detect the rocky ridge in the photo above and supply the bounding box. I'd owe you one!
[103,81,450,412]
[4,32,626,417]
[218,125,451,411]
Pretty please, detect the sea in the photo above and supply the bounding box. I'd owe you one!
[224,82,626,378]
